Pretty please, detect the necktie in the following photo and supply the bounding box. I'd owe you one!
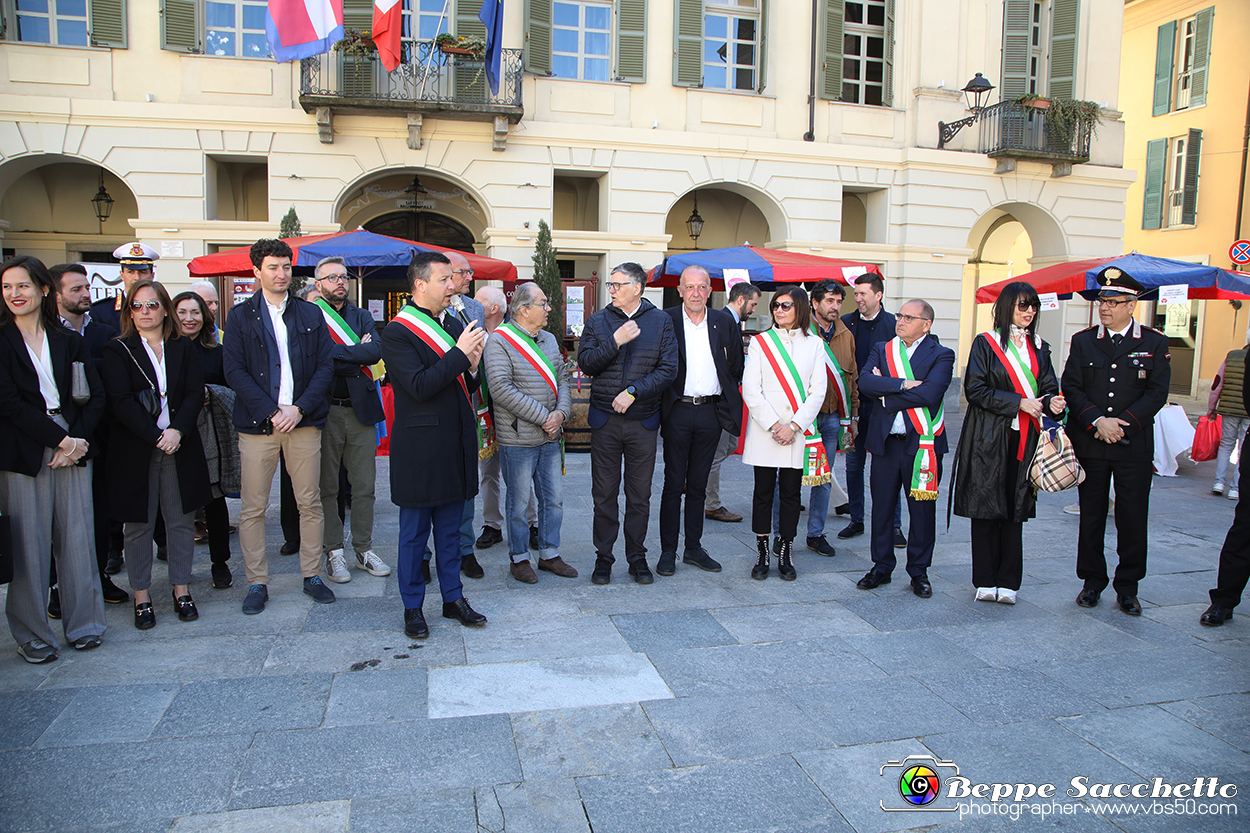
[1111,333,1123,347]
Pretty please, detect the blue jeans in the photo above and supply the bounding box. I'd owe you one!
[499,442,563,564]
[846,441,902,529]
[771,413,844,537]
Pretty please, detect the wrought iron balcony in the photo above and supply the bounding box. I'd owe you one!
[975,100,1093,175]
[299,41,523,147]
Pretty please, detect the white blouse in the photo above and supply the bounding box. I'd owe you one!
[24,331,60,412]
[140,337,171,430]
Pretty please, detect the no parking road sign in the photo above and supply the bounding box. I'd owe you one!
[1232,239,1250,266]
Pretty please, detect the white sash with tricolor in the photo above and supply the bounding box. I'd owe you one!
[883,337,944,500]
[315,297,388,443]
[981,331,1041,461]
[492,322,567,473]
[392,304,495,458]
[812,323,852,451]
[753,329,831,485]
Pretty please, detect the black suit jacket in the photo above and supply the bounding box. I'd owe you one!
[660,306,745,435]
[324,300,386,426]
[0,323,105,476]
[380,304,480,508]
[856,335,955,457]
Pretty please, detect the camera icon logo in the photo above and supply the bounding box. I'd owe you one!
[899,763,941,805]
[880,754,960,812]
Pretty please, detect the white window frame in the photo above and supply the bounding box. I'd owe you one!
[1174,15,1196,111]
[204,0,271,59]
[399,0,450,63]
[842,0,888,105]
[1166,134,1189,228]
[702,0,759,92]
[11,0,90,47]
[551,0,612,82]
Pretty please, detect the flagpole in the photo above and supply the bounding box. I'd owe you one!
[419,0,452,99]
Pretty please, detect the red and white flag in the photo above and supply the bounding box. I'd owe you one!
[372,0,403,72]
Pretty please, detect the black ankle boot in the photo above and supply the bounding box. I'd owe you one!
[751,536,770,580]
[777,538,796,581]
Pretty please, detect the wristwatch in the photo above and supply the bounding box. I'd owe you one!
[625,385,637,400]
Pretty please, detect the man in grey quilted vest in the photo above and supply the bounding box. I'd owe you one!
[482,282,576,583]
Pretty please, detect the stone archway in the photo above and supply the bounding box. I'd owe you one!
[665,183,783,253]
[336,170,490,244]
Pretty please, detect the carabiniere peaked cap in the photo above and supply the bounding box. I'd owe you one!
[1094,266,1145,297]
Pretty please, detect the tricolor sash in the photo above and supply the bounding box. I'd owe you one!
[981,331,1041,461]
[882,337,944,500]
[392,304,495,458]
[812,323,852,451]
[493,323,559,399]
[754,330,831,485]
[315,298,388,445]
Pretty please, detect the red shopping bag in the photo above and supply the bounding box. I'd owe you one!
[1192,413,1221,462]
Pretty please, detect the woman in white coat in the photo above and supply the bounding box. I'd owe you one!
[741,287,827,581]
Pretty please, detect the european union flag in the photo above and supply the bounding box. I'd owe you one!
[478,0,504,95]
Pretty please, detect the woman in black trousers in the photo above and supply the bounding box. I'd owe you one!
[173,290,238,589]
[103,280,212,629]
[953,281,1066,604]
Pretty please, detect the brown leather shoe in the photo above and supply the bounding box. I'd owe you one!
[510,560,539,584]
[538,556,578,578]
[705,506,743,523]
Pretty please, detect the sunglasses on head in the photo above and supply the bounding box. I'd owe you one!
[130,300,161,311]
[771,300,795,311]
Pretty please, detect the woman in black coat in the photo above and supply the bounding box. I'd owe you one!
[103,280,212,630]
[953,282,1066,604]
[0,256,107,661]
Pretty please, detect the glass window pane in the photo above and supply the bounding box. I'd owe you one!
[585,5,609,30]
[705,39,727,63]
[17,15,51,42]
[242,5,266,29]
[734,19,755,41]
[867,4,884,25]
[866,36,883,58]
[553,2,579,27]
[865,85,882,106]
[418,17,448,38]
[56,0,86,16]
[206,3,235,28]
[57,18,88,44]
[735,43,753,65]
[242,32,271,57]
[866,60,882,82]
[584,57,609,81]
[704,14,727,39]
[844,34,860,55]
[419,0,443,10]
[843,59,860,80]
[845,2,863,24]
[585,31,608,56]
[552,55,578,78]
[553,28,578,53]
[206,30,236,56]
[16,0,47,12]
[842,81,859,102]
[734,67,753,89]
[704,65,726,89]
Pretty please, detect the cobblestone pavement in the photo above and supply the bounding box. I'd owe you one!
[2,400,1248,832]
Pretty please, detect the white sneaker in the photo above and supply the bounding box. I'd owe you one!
[325,549,351,583]
[995,588,1017,605]
[1213,481,1226,495]
[1229,489,1240,501]
[356,549,391,577]
[1063,503,1080,515]
[975,587,997,602]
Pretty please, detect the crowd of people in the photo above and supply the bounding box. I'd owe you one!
[2,242,1248,662]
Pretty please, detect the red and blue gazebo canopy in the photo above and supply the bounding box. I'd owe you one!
[648,246,883,289]
[975,253,1250,303]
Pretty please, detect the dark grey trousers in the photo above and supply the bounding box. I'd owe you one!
[591,413,658,566]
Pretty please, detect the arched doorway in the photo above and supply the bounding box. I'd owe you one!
[365,211,476,251]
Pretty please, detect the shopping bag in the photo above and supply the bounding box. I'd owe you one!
[1191,413,1221,463]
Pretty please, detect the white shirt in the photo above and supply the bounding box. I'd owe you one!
[888,334,928,435]
[24,331,59,411]
[140,337,171,430]
[266,295,294,407]
[681,307,721,397]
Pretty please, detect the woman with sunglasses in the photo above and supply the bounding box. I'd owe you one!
[102,280,212,629]
[952,281,1066,604]
[740,287,827,580]
[0,256,107,661]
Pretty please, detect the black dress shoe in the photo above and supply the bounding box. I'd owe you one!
[1200,604,1234,627]
[460,553,485,579]
[100,575,129,604]
[211,563,233,589]
[475,526,502,549]
[279,540,299,556]
[911,575,933,598]
[529,526,539,550]
[893,528,907,549]
[134,602,155,630]
[421,559,432,583]
[173,591,199,622]
[404,608,429,638]
[629,562,654,585]
[47,586,61,620]
[591,557,612,585]
[838,521,865,539]
[442,598,487,626]
[857,570,891,589]
[683,548,722,572]
[806,535,836,556]
[835,503,851,516]
[1116,594,1142,616]
[105,550,124,575]
[656,551,677,576]
[1076,588,1101,608]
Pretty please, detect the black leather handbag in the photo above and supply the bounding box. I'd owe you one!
[124,345,162,419]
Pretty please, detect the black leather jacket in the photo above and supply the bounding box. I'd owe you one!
[577,298,678,419]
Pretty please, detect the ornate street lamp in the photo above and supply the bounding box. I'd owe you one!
[938,73,996,149]
[686,193,705,248]
[90,168,114,222]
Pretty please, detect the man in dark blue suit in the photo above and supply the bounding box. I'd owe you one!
[855,299,954,598]
[381,251,488,639]
[657,265,744,576]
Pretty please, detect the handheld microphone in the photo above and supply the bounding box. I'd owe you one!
[449,294,471,325]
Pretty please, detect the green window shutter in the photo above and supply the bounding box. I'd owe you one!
[455,0,487,97]
[673,0,702,87]
[341,0,372,32]
[1189,6,1214,108]
[817,0,843,100]
[524,0,552,76]
[1181,128,1202,225]
[89,0,126,48]
[1142,138,1167,230]
[1000,0,1031,100]
[755,0,766,92]
[1153,21,1175,116]
[881,0,894,106]
[1047,0,1078,100]
[160,0,198,53]
[617,0,645,82]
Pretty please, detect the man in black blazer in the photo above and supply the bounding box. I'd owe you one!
[855,299,954,598]
[381,251,488,639]
[1061,268,1170,616]
[657,265,744,576]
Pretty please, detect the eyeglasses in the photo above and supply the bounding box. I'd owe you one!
[524,301,552,309]
[770,301,795,311]
[896,313,932,324]
[130,300,161,311]
[1016,302,1038,311]
[606,281,633,291]
[319,274,348,284]
[452,268,475,277]
[1096,298,1132,308]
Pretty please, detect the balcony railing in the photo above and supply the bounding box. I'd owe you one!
[298,41,523,120]
[976,100,1093,165]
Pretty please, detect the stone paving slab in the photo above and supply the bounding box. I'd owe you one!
[151,673,332,738]
[169,801,350,833]
[0,688,76,750]
[322,666,427,728]
[916,665,1106,725]
[510,702,673,780]
[790,676,975,746]
[35,682,179,747]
